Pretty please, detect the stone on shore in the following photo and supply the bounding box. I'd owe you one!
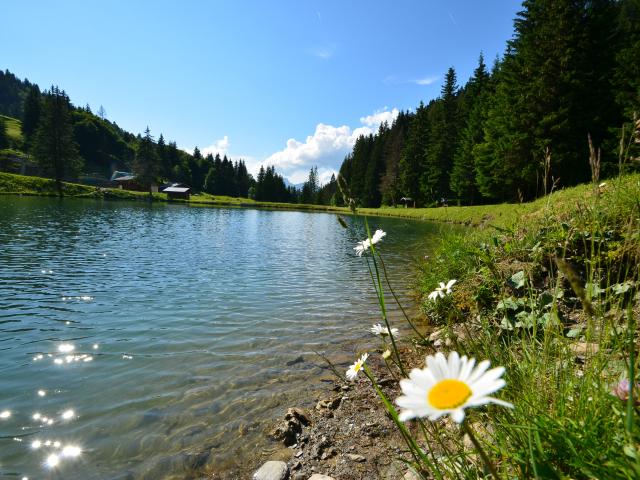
[308,474,336,480]
[253,460,289,480]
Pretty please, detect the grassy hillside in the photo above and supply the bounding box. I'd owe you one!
[1,115,22,142]
[0,171,349,213]
[340,171,640,478]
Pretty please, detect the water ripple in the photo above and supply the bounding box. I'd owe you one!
[0,196,456,479]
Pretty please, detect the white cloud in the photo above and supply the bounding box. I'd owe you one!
[360,108,400,128]
[383,74,439,86]
[309,44,336,60]
[263,107,399,185]
[415,75,439,86]
[200,135,231,157]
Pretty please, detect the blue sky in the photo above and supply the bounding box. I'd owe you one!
[1,1,522,183]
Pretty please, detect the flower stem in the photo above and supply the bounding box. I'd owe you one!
[363,365,443,480]
[377,253,427,342]
[462,422,502,480]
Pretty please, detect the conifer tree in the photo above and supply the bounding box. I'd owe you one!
[422,67,459,202]
[133,127,159,198]
[380,112,410,206]
[450,54,491,204]
[22,86,42,146]
[613,0,640,119]
[399,102,429,205]
[157,133,169,178]
[300,166,319,204]
[32,86,82,195]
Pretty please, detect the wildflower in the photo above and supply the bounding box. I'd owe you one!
[382,349,391,359]
[354,229,386,256]
[613,379,640,404]
[346,353,369,380]
[428,279,457,301]
[396,351,512,423]
[370,323,400,337]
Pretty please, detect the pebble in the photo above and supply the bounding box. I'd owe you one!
[346,453,366,462]
[253,460,289,480]
[308,475,336,480]
[404,469,422,480]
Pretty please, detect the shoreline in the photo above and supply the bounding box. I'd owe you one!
[1,171,535,227]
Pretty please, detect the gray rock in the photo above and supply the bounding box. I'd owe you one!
[315,396,341,410]
[286,407,311,426]
[253,460,289,480]
[308,475,336,480]
[404,468,422,480]
[346,453,366,462]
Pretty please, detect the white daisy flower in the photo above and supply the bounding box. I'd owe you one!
[396,351,512,423]
[370,323,400,337]
[346,353,369,380]
[353,229,386,256]
[354,239,370,257]
[371,229,386,244]
[428,279,457,301]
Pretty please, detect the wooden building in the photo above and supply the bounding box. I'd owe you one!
[163,185,191,200]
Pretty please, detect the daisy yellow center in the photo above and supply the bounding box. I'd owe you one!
[354,362,363,372]
[428,379,472,409]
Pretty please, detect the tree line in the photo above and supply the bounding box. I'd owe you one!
[0,71,342,203]
[338,0,640,207]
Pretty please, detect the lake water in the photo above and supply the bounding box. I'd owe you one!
[0,196,451,479]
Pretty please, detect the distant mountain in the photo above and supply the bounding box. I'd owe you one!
[283,177,303,190]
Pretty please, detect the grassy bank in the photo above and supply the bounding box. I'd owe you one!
[357,172,640,478]
[2,171,625,229]
[0,171,356,213]
[1,115,22,142]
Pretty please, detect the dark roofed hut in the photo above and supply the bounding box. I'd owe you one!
[163,186,191,200]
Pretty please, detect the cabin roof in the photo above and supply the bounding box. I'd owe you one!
[110,171,134,181]
[163,186,191,193]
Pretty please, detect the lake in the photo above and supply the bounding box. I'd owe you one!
[0,196,451,479]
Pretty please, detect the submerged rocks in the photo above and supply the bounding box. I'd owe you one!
[253,460,289,480]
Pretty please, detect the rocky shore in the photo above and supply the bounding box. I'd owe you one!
[247,350,422,480]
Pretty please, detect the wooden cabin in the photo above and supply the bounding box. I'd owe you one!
[163,186,191,200]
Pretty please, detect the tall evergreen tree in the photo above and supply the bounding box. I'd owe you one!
[399,101,430,205]
[22,86,42,146]
[32,86,82,194]
[300,166,319,204]
[133,127,159,198]
[380,111,411,206]
[477,0,619,200]
[450,54,491,204]
[613,0,640,119]
[362,122,388,207]
[422,67,459,202]
[156,133,169,178]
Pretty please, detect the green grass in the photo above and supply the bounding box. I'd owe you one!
[0,172,370,213]
[1,115,23,142]
[358,172,640,478]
